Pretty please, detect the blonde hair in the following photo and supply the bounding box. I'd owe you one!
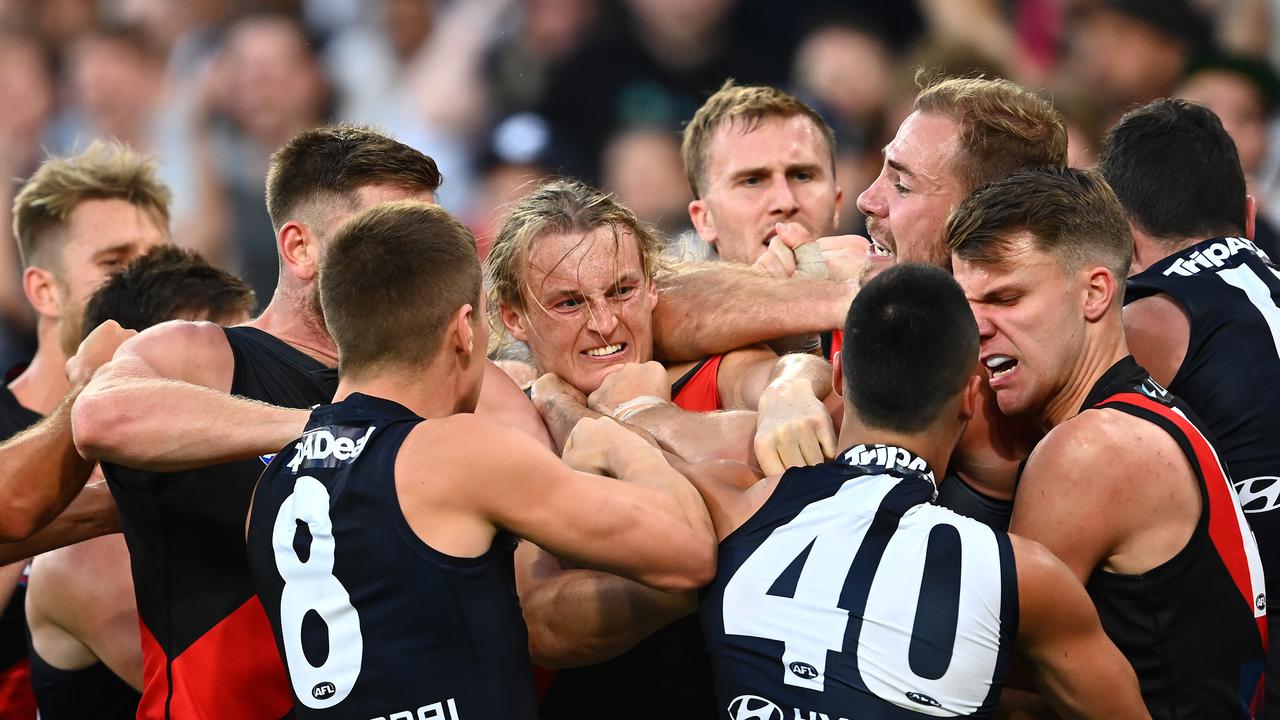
[913,73,1067,193]
[681,79,836,198]
[486,179,665,323]
[13,141,171,268]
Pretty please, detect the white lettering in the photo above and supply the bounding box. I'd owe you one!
[1162,238,1264,277]
[369,698,459,720]
[287,426,377,473]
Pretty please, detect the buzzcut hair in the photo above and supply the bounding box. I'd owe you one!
[913,73,1068,193]
[82,245,255,339]
[319,200,480,377]
[264,124,443,233]
[947,166,1133,285]
[681,79,836,198]
[1098,98,1246,243]
[12,141,171,268]
[842,263,978,433]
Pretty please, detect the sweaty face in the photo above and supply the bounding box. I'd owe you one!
[502,226,658,394]
[857,111,967,275]
[953,236,1088,422]
[692,114,841,264]
[56,198,169,354]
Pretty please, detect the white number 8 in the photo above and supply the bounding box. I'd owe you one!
[272,476,363,709]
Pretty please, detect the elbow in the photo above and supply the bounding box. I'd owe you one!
[654,537,717,592]
[70,390,124,461]
[526,625,579,670]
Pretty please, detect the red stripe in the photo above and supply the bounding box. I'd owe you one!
[672,354,724,412]
[1100,392,1268,648]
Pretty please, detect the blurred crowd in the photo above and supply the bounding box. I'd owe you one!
[1,0,1279,373]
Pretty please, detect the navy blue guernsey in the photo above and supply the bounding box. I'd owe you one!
[247,393,537,720]
[702,444,1018,719]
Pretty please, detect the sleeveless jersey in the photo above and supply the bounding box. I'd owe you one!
[27,641,139,719]
[539,354,727,719]
[703,444,1017,719]
[1082,356,1267,718]
[0,384,41,720]
[103,326,337,719]
[1126,238,1280,714]
[247,393,536,719]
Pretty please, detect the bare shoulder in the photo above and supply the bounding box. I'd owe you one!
[1122,293,1189,385]
[398,413,549,478]
[1027,408,1188,498]
[117,320,234,388]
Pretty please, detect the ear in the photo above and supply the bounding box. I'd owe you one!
[688,198,718,248]
[830,350,843,398]
[832,185,844,230]
[1245,195,1257,241]
[499,301,530,342]
[22,266,61,319]
[959,372,981,424]
[278,221,320,282]
[454,303,476,359]
[1081,265,1117,323]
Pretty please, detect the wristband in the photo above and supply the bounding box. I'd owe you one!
[612,395,670,422]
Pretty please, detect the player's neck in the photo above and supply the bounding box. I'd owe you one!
[1041,322,1130,429]
[333,362,467,421]
[1130,228,1208,275]
[9,318,70,415]
[836,413,954,480]
[251,287,339,367]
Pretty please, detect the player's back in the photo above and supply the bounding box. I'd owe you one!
[247,392,537,719]
[103,326,338,719]
[702,444,1016,719]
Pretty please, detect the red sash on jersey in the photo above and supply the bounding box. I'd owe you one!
[0,660,35,720]
[672,355,724,413]
[827,329,843,368]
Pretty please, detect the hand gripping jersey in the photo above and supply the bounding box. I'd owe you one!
[1126,238,1280,714]
[247,393,537,719]
[1082,356,1267,718]
[103,326,338,719]
[539,354,726,719]
[703,444,1017,719]
[0,385,40,720]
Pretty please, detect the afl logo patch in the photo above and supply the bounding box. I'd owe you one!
[788,661,818,680]
[906,691,942,708]
[312,681,336,699]
[1258,594,1267,612]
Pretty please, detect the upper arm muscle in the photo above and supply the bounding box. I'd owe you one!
[1123,294,1189,387]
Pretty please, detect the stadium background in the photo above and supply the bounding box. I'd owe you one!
[0,0,1278,372]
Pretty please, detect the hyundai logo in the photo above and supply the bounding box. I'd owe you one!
[728,694,783,720]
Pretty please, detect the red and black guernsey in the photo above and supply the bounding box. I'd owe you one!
[0,384,41,720]
[539,354,725,719]
[1083,356,1267,719]
[103,327,337,720]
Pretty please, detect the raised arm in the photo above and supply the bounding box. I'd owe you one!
[1011,534,1150,719]
[423,414,716,591]
[478,360,553,449]
[0,321,132,540]
[73,321,311,471]
[721,351,839,475]
[652,262,856,362]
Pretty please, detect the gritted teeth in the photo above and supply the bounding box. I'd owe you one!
[870,240,894,257]
[585,343,625,357]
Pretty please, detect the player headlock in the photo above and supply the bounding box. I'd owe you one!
[245,200,714,718]
[948,166,1268,717]
[619,263,1146,717]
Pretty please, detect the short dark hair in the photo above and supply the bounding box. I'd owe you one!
[1098,98,1246,242]
[320,200,481,376]
[947,166,1133,284]
[265,124,443,233]
[82,245,255,338]
[841,263,977,433]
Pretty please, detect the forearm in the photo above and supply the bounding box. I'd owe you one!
[609,445,716,546]
[625,403,757,468]
[538,393,604,453]
[74,376,310,471]
[652,264,855,361]
[518,544,696,669]
[0,482,119,564]
[768,353,833,401]
[0,388,96,540]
